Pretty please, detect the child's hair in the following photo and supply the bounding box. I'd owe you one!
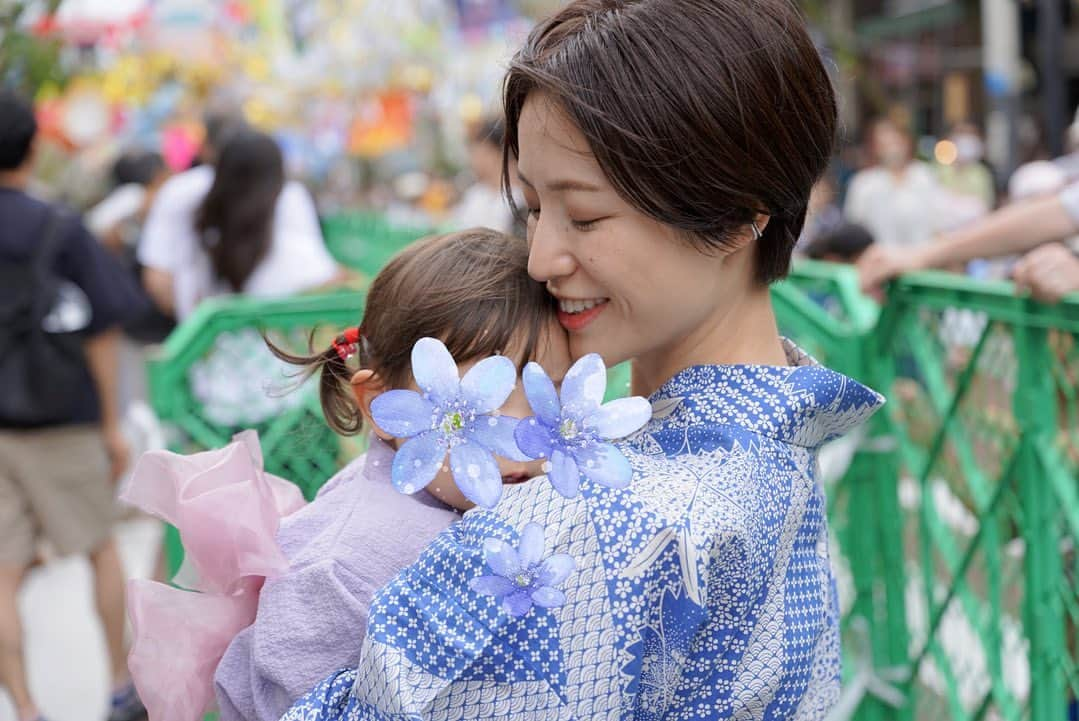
[272,228,555,435]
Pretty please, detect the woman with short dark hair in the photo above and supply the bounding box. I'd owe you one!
[281,2,883,718]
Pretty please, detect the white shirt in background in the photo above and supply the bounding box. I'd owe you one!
[138,165,339,320]
[87,183,147,239]
[844,162,941,249]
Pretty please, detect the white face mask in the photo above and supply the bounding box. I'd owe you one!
[954,135,984,163]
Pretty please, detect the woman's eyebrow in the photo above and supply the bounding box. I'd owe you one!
[517,170,601,194]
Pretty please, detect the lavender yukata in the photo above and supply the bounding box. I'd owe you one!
[215,438,460,721]
[282,341,884,721]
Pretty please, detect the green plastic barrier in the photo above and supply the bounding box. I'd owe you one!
[777,262,1079,721]
[321,212,434,279]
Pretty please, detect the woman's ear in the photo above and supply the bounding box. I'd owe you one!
[350,369,393,441]
[725,213,772,256]
[753,212,771,237]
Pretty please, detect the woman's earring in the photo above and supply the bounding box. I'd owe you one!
[751,222,763,241]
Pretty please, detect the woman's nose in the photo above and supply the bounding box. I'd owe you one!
[527,220,576,283]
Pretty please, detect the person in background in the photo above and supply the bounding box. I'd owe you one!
[448,117,519,235]
[0,91,147,721]
[87,150,168,255]
[806,222,875,265]
[859,181,1079,303]
[139,126,341,321]
[796,174,844,253]
[936,122,995,228]
[845,116,941,249]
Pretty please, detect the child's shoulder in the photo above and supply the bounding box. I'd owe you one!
[280,449,459,567]
[313,453,370,498]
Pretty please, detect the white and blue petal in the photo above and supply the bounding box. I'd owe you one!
[449,441,504,509]
[370,389,435,438]
[502,590,534,617]
[517,522,546,569]
[572,441,633,489]
[547,448,581,499]
[535,552,575,587]
[469,575,516,597]
[560,353,607,413]
[585,397,652,440]
[514,417,557,460]
[460,355,517,414]
[522,362,562,426]
[390,431,446,494]
[469,415,530,462]
[411,337,460,405]
[483,537,522,578]
[531,586,567,609]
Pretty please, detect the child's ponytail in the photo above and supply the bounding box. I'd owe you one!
[267,327,365,436]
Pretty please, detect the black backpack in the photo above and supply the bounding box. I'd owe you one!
[0,210,90,426]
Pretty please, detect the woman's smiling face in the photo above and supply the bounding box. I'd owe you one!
[517,93,759,377]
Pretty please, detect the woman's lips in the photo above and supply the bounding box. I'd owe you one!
[502,473,531,485]
[557,300,608,332]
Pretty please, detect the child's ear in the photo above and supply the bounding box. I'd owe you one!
[350,369,392,442]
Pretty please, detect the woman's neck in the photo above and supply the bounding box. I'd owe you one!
[630,286,787,397]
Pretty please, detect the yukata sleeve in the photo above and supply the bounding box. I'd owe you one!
[279,514,577,720]
[215,561,371,721]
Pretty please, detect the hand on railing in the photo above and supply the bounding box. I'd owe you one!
[1012,242,1079,304]
[856,244,930,299]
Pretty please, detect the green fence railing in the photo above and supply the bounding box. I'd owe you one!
[145,254,1078,721]
[321,212,433,279]
[776,263,1079,721]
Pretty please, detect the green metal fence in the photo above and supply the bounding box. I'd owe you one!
[777,262,1079,721]
[145,252,1078,721]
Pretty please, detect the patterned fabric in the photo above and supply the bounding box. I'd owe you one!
[281,342,884,721]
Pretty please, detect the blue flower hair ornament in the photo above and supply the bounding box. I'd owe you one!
[515,354,652,498]
[370,338,530,509]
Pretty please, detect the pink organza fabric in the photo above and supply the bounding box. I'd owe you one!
[120,431,305,721]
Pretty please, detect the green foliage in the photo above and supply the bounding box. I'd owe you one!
[1,1,68,96]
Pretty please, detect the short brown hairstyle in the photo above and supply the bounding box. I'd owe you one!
[272,229,555,435]
[502,0,837,284]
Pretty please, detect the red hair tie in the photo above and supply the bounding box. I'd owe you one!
[333,326,363,361]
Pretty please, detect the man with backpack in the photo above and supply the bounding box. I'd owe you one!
[0,91,147,721]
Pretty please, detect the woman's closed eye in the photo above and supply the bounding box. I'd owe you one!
[570,217,606,231]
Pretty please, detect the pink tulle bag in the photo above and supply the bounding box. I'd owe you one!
[120,431,305,721]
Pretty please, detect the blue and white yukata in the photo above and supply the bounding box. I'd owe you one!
[282,342,884,720]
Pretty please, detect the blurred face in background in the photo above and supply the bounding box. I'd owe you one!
[950,123,985,165]
[468,138,504,190]
[872,121,913,170]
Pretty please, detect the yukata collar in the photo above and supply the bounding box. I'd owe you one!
[360,435,459,512]
[647,338,885,449]
[360,435,397,484]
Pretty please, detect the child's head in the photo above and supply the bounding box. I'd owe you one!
[283,228,569,509]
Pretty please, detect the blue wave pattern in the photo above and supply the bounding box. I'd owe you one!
[281,341,884,721]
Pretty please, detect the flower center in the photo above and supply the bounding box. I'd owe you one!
[441,411,466,434]
[559,418,579,440]
[514,571,534,588]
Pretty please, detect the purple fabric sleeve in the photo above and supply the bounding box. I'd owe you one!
[214,440,460,721]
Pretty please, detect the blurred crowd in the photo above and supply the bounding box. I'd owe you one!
[798,112,1079,304]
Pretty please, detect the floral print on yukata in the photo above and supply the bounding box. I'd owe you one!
[281,340,884,721]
